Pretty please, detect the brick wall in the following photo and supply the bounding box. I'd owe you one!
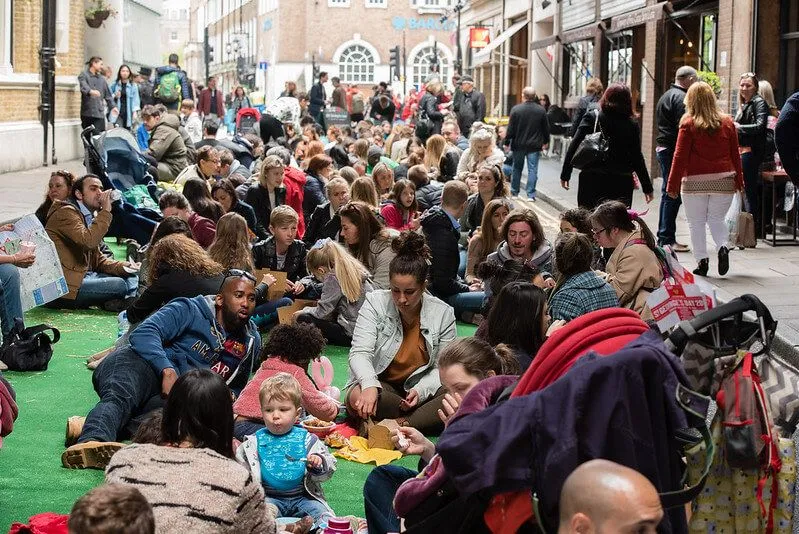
[12,0,42,74]
[0,89,41,121]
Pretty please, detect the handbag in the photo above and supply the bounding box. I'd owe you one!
[414,103,435,142]
[570,111,609,170]
[0,318,60,372]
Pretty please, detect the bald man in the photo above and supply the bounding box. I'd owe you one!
[557,459,664,534]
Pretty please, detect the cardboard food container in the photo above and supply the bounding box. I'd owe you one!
[367,419,401,450]
[277,299,317,325]
[254,269,288,300]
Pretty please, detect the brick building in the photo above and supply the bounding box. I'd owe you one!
[0,0,85,173]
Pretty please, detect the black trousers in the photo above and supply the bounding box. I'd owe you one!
[81,115,106,135]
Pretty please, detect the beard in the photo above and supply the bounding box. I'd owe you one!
[220,306,247,336]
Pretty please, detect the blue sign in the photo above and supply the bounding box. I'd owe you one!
[259,61,269,70]
[391,16,456,32]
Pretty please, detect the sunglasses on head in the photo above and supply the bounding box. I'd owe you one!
[219,269,257,290]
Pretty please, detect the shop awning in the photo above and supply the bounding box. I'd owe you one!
[473,19,529,65]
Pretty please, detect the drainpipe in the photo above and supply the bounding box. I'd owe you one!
[750,0,758,73]
[39,0,56,166]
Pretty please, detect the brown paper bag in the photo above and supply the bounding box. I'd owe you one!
[254,269,288,300]
[367,419,400,450]
[734,212,757,248]
[276,299,317,325]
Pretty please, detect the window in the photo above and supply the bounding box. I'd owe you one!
[410,0,451,12]
[607,31,632,85]
[701,13,717,72]
[564,40,594,98]
[328,0,350,7]
[411,45,450,88]
[170,31,178,41]
[338,43,375,83]
[366,0,386,6]
[0,0,11,73]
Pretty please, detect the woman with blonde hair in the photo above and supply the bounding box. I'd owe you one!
[208,212,255,272]
[424,134,459,182]
[666,81,744,277]
[350,177,381,211]
[371,161,395,200]
[295,239,374,346]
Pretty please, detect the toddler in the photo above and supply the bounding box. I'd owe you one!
[233,324,337,440]
[236,373,336,529]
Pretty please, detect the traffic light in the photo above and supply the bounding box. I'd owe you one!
[390,46,401,80]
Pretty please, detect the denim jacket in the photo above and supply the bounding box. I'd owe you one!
[347,290,457,401]
[109,80,141,126]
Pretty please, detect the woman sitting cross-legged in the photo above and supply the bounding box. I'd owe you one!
[362,337,520,534]
[345,231,456,435]
[232,323,338,440]
[294,239,374,347]
[105,369,279,533]
[548,232,619,322]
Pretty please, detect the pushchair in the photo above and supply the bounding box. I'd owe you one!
[81,126,162,245]
[398,297,790,533]
[235,107,261,135]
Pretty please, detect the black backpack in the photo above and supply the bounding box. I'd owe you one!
[0,318,60,371]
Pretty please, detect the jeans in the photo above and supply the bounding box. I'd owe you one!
[457,248,468,278]
[447,290,485,318]
[510,151,541,198]
[682,194,734,262]
[78,346,161,443]
[266,494,332,527]
[0,264,23,343]
[741,151,762,228]
[656,148,681,246]
[73,272,138,308]
[364,465,418,534]
[296,313,352,346]
[253,297,293,317]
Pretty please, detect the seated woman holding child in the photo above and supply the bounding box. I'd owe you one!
[345,232,456,435]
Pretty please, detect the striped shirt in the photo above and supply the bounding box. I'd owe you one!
[106,443,276,534]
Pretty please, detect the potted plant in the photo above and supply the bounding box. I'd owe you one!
[85,0,117,28]
[698,71,722,98]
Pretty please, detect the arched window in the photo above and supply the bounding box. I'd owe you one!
[338,44,375,84]
[411,45,450,89]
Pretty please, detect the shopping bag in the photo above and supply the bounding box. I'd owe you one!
[646,250,715,332]
[725,192,742,238]
[726,192,756,248]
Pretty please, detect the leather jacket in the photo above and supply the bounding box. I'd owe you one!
[655,84,688,149]
[735,94,769,155]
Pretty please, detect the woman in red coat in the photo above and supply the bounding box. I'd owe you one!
[666,82,744,277]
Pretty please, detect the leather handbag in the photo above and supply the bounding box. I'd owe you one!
[0,318,60,372]
[570,111,609,170]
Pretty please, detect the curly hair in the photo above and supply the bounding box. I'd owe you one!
[208,212,254,272]
[261,323,326,370]
[147,234,225,282]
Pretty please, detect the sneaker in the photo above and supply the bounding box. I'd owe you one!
[692,258,709,277]
[718,246,730,276]
[61,441,124,469]
[0,360,7,371]
[65,416,85,447]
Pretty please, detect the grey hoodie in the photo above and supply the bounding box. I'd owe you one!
[486,240,553,275]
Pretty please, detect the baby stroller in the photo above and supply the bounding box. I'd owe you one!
[236,107,261,135]
[81,126,162,245]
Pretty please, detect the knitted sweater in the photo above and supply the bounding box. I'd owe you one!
[666,116,745,196]
[105,444,275,534]
[234,358,339,422]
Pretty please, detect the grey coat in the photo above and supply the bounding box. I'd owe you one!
[305,273,374,337]
[78,70,115,119]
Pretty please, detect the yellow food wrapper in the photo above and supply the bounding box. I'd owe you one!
[333,436,403,466]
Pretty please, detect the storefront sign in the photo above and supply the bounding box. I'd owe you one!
[391,16,456,32]
[608,3,669,33]
[560,23,603,44]
[469,27,491,48]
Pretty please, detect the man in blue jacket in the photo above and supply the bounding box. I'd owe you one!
[61,272,261,469]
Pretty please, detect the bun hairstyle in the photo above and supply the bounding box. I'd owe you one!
[389,231,432,285]
[438,337,520,378]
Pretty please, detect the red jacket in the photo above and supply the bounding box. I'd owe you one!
[380,202,417,231]
[198,88,225,117]
[283,166,307,238]
[666,116,744,195]
[188,212,216,248]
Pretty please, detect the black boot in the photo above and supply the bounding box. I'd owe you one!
[693,258,709,276]
[718,246,730,276]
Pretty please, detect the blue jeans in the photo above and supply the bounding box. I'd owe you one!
[457,248,467,278]
[73,272,138,308]
[364,465,417,534]
[0,263,23,343]
[447,290,484,318]
[266,494,331,527]
[656,147,681,246]
[78,346,161,443]
[510,151,541,198]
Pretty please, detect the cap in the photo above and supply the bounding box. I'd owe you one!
[461,75,474,83]
[138,66,152,77]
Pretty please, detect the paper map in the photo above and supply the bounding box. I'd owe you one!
[0,215,68,310]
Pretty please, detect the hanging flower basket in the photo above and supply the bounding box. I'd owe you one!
[85,1,116,28]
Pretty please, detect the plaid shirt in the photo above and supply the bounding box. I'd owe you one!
[549,271,619,322]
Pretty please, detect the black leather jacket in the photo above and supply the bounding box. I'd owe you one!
[735,95,769,155]
[655,84,688,149]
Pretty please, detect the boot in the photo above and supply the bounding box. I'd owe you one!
[718,246,730,276]
[692,258,709,276]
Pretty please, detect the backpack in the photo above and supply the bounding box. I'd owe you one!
[0,318,60,372]
[716,351,782,531]
[155,71,181,103]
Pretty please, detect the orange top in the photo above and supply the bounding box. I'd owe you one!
[380,315,429,385]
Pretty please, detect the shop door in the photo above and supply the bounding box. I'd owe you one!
[507,25,529,111]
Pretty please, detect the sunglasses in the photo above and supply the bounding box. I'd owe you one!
[219,269,257,290]
[740,72,757,79]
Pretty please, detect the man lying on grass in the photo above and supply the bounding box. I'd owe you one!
[62,270,261,469]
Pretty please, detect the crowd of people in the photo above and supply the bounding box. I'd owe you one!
[3,53,799,534]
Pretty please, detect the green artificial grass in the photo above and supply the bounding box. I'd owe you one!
[0,241,477,527]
